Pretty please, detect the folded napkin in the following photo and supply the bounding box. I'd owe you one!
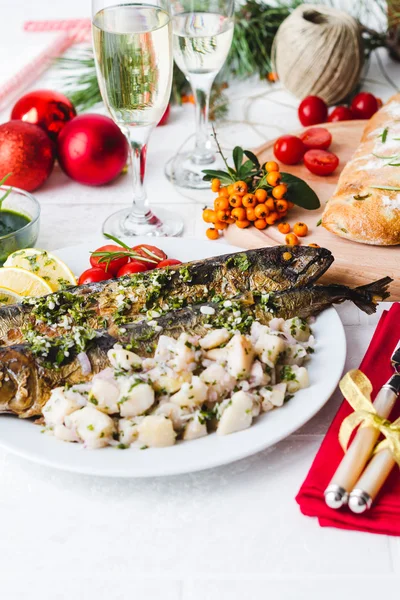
[296,303,400,536]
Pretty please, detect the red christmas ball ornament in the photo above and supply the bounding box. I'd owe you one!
[158,104,170,126]
[11,89,76,141]
[57,114,128,186]
[0,121,55,192]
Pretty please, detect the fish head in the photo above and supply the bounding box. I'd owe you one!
[252,246,333,290]
[0,346,37,415]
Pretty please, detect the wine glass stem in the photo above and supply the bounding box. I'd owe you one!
[190,74,215,166]
[126,125,153,223]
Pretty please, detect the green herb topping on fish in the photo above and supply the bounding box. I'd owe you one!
[0,245,333,347]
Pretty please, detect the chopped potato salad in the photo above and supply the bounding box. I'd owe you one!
[42,316,314,450]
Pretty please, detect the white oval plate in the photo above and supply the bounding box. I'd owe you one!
[0,237,346,477]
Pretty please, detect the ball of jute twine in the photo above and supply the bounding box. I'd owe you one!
[272,4,364,105]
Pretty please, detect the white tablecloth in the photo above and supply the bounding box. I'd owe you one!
[1,2,400,598]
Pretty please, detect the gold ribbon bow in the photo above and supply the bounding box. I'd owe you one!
[339,369,400,465]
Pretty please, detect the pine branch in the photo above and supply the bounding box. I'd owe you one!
[57,0,394,116]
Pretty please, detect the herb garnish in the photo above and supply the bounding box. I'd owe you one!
[227,253,251,272]
[0,173,13,209]
[370,186,400,192]
[379,127,389,143]
[353,193,371,201]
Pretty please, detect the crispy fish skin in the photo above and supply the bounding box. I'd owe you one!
[0,276,391,418]
[0,245,333,347]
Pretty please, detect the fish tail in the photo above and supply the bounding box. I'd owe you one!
[349,277,393,315]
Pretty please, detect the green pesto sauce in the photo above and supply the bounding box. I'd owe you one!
[0,209,30,237]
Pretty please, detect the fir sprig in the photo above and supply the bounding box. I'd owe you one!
[57,1,398,115]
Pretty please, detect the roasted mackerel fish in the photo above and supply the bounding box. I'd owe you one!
[0,276,391,418]
[0,245,333,347]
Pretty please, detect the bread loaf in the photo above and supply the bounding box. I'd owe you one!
[322,94,400,245]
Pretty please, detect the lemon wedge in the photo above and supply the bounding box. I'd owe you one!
[4,248,77,291]
[0,267,53,297]
[0,286,23,305]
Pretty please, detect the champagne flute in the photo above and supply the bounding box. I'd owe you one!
[166,0,235,189]
[92,0,183,237]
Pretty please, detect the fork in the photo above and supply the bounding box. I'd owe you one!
[324,341,400,510]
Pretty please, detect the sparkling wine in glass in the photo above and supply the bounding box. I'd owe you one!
[166,1,235,189]
[92,1,183,237]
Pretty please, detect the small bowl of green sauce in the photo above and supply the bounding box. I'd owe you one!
[0,186,40,265]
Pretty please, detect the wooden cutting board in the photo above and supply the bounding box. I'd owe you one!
[224,120,400,300]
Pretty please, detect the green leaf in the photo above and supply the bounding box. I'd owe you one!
[238,159,254,174]
[233,146,244,172]
[280,173,320,210]
[244,150,260,169]
[202,169,233,184]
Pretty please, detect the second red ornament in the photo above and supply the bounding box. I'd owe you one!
[57,114,128,186]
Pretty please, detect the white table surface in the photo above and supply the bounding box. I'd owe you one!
[1,2,400,598]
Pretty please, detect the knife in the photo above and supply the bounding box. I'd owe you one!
[348,342,400,513]
[324,341,400,510]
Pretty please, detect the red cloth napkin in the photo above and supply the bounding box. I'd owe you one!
[296,303,400,536]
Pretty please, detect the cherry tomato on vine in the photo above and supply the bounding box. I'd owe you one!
[274,135,305,165]
[350,93,379,120]
[300,127,332,150]
[298,96,328,126]
[303,149,339,176]
[117,261,149,277]
[328,106,354,122]
[90,245,129,276]
[157,259,182,268]
[78,267,111,286]
[131,244,167,268]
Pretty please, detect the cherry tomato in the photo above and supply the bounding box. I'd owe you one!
[304,149,339,176]
[157,259,182,268]
[298,96,328,126]
[328,106,354,122]
[300,127,332,150]
[132,244,167,268]
[78,267,111,285]
[350,93,379,120]
[117,261,149,277]
[274,135,305,165]
[90,245,129,276]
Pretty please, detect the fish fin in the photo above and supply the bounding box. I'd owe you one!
[351,277,393,315]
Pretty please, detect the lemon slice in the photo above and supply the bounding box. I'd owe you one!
[0,286,22,305]
[0,267,53,297]
[4,248,77,291]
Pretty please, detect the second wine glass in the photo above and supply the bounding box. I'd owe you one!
[166,0,235,190]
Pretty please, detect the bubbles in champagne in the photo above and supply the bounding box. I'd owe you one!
[173,12,234,76]
[93,5,173,127]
